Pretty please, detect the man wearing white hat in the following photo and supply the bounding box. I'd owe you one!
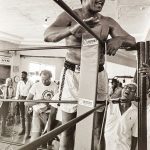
[105,83,138,150]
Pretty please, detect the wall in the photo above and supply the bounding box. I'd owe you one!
[20,56,65,80]
[0,40,137,82]
[0,40,20,79]
[106,62,136,79]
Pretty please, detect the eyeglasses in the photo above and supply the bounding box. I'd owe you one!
[124,85,136,92]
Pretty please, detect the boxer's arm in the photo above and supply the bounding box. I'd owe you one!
[106,18,136,55]
[109,18,136,47]
[44,12,72,42]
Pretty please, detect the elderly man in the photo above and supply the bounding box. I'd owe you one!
[44,0,136,149]
[105,83,138,150]
[0,78,14,136]
[25,70,58,142]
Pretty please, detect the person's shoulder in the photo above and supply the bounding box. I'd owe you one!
[73,8,82,14]
[51,81,58,87]
[131,103,138,111]
[108,102,118,114]
[101,15,117,25]
[26,80,32,86]
[129,104,138,121]
[60,8,81,18]
[18,80,22,84]
[32,82,41,88]
[17,80,24,85]
[27,79,32,83]
[129,104,138,117]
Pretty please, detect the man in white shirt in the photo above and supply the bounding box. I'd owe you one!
[15,71,32,135]
[105,83,138,150]
[25,70,58,142]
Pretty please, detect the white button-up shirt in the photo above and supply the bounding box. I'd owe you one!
[105,103,138,150]
[15,80,32,99]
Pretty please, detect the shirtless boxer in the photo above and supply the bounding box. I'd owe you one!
[44,0,136,149]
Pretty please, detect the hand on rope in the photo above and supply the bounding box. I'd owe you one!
[139,63,150,77]
[106,37,125,56]
[69,17,99,38]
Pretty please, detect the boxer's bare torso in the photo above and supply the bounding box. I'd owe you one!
[44,8,135,65]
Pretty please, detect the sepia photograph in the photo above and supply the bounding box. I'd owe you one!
[0,0,150,150]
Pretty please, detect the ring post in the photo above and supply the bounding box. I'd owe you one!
[137,42,147,150]
[145,41,150,63]
[74,26,102,150]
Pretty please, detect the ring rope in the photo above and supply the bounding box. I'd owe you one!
[0,45,81,52]
[0,44,137,52]
[0,97,139,103]
[0,99,78,103]
[0,140,24,146]
[18,104,105,150]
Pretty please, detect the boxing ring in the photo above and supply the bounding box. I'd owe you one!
[0,0,149,150]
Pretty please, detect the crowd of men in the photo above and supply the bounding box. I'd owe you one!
[0,70,60,149]
[1,71,149,150]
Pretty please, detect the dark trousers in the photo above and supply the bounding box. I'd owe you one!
[17,96,32,134]
[25,107,32,135]
[19,96,27,131]
[94,111,106,150]
[16,102,20,116]
[0,102,9,134]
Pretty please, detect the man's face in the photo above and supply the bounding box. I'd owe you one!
[112,82,117,89]
[122,84,137,101]
[83,0,105,13]
[21,73,27,81]
[41,74,51,86]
